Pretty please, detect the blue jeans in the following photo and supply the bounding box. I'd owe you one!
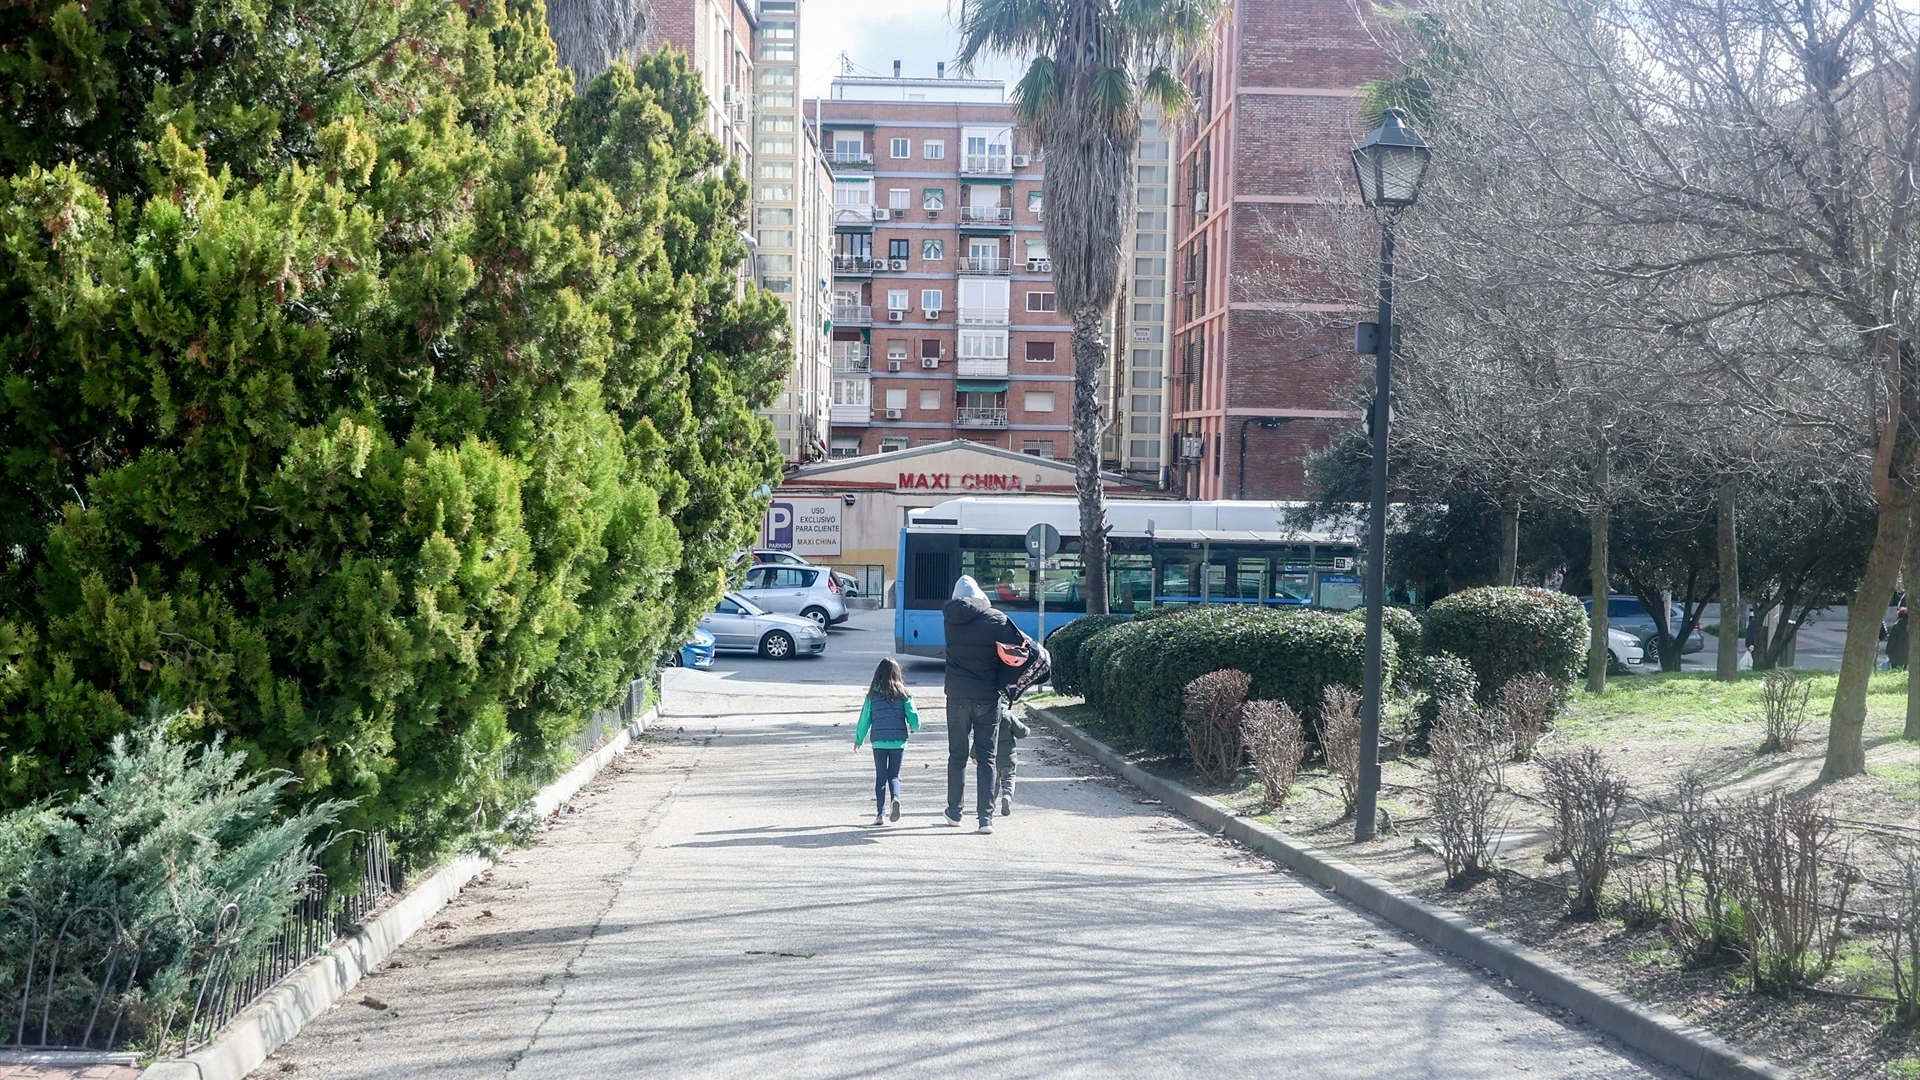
[946,697,1003,823]
[872,747,903,814]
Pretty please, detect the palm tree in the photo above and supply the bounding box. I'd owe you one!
[958,0,1224,615]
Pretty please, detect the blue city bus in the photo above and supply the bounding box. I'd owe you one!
[895,497,1363,658]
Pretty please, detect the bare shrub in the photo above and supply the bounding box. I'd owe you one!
[1755,670,1814,753]
[1240,700,1305,811]
[1182,669,1250,786]
[1319,685,1363,817]
[1726,793,1852,990]
[1874,837,1920,1025]
[1653,775,1746,963]
[1425,700,1509,886]
[1499,673,1559,762]
[1538,746,1631,918]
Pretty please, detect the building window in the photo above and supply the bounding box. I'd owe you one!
[921,289,943,311]
[1026,340,1055,362]
[762,278,792,293]
[1135,232,1166,252]
[760,91,795,108]
[761,116,796,133]
[1130,414,1161,433]
[830,436,861,458]
[891,137,910,158]
[759,161,794,179]
[757,184,794,202]
[889,237,910,259]
[1131,394,1162,415]
[761,68,796,86]
[1028,190,1044,214]
[923,139,945,159]
[923,188,945,210]
[1024,391,1056,413]
[1139,140,1169,159]
[1132,303,1164,322]
[1134,277,1165,297]
[759,42,795,61]
[1132,347,1162,367]
[920,389,941,411]
[881,436,910,453]
[758,254,794,273]
[885,388,908,410]
[1138,187,1167,207]
[1022,440,1055,457]
[922,238,944,261]
[758,229,794,248]
[1131,369,1163,388]
[887,289,909,310]
[1135,257,1165,276]
[1027,291,1057,313]
[886,338,908,360]
[761,20,796,38]
[889,187,910,210]
[760,137,796,155]
[832,379,868,406]
[759,207,795,226]
[921,338,942,359]
[1138,165,1169,184]
[1137,210,1167,230]
[1129,439,1160,459]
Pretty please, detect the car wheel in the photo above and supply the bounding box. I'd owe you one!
[667,650,684,668]
[1607,650,1627,676]
[801,606,830,628]
[761,630,794,659]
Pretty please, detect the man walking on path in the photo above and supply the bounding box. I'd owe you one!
[942,576,1027,833]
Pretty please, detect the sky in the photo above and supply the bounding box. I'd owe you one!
[797,0,1030,100]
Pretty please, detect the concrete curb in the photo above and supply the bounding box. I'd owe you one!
[1028,706,1795,1080]
[140,706,659,1080]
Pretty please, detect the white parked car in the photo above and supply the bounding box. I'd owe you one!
[1607,626,1647,672]
[699,592,827,659]
[739,564,850,628]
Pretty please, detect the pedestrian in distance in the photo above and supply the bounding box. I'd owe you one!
[854,657,921,826]
[943,575,1027,834]
[1889,607,1911,670]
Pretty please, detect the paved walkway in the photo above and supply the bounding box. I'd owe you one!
[256,611,1674,1079]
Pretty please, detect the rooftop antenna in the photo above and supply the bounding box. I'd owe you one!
[838,52,854,75]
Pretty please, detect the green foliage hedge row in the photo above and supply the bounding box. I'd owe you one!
[1045,614,1130,696]
[1420,587,1589,702]
[1082,606,1389,755]
[1345,606,1422,683]
[0,4,788,869]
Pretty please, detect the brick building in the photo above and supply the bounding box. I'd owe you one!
[1168,0,1394,499]
[811,73,1075,460]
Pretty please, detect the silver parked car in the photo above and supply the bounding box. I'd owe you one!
[739,564,850,628]
[748,549,861,596]
[699,592,827,659]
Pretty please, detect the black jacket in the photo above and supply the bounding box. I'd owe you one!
[944,596,1027,700]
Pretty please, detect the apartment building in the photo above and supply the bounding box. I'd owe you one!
[1114,103,1177,484]
[813,73,1074,460]
[1169,0,1393,499]
[649,0,758,164]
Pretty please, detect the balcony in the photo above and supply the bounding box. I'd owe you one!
[956,406,1010,428]
[830,404,872,426]
[962,154,1013,176]
[828,150,875,168]
[833,254,881,276]
[960,205,1014,226]
[958,257,1011,276]
[1026,257,1053,273]
[955,357,1009,378]
[832,304,872,327]
[957,307,1010,326]
[830,343,872,371]
[832,205,877,228]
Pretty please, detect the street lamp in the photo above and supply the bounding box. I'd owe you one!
[1350,108,1431,843]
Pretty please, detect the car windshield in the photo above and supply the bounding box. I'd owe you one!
[724,591,769,616]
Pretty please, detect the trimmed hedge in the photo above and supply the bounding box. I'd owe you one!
[1345,606,1422,681]
[1420,587,1588,701]
[1046,615,1132,696]
[1088,606,1391,756]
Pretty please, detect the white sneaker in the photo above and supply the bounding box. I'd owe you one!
[999,793,1012,817]
[889,796,901,822]
[944,811,963,827]
[976,822,994,835]
[871,813,885,827]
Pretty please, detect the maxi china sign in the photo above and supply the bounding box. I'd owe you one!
[896,472,1026,492]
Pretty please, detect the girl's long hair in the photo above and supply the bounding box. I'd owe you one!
[869,657,908,701]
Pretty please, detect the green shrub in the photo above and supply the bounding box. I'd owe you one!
[1046,615,1131,696]
[1420,587,1588,702]
[1346,606,1423,682]
[1409,653,1480,750]
[1092,606,1390,756]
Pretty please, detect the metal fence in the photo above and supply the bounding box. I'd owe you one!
[571,677,652,756]
[828,564,885,605]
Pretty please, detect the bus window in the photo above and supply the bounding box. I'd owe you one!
[1038,553,1084,609]
[1273,545,1313,604]
[1110,554,1152,612]
[963,548,1031,604]
[1158,553,1200,601]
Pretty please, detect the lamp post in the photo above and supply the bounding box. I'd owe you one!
[1350,108,1431,843]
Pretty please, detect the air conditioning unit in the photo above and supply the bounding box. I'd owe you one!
[884,408,904,419]
[887,309,906,321]
[926,208,941,219]
[889,258,907,271]
[1193,190,1210,215]
[887,360,903,372]
[923,308,941,320]
[921,357,940,369]
[1178,435,1204,462]
[1012,154,1031,168]
[874,208,891,221]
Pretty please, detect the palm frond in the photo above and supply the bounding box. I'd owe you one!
[1011,56,1062,127]
[955,0,1063,70]
[1089,65,1134,119]
[1139,65,1190,117]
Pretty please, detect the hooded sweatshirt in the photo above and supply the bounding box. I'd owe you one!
[944,579,1028,700]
